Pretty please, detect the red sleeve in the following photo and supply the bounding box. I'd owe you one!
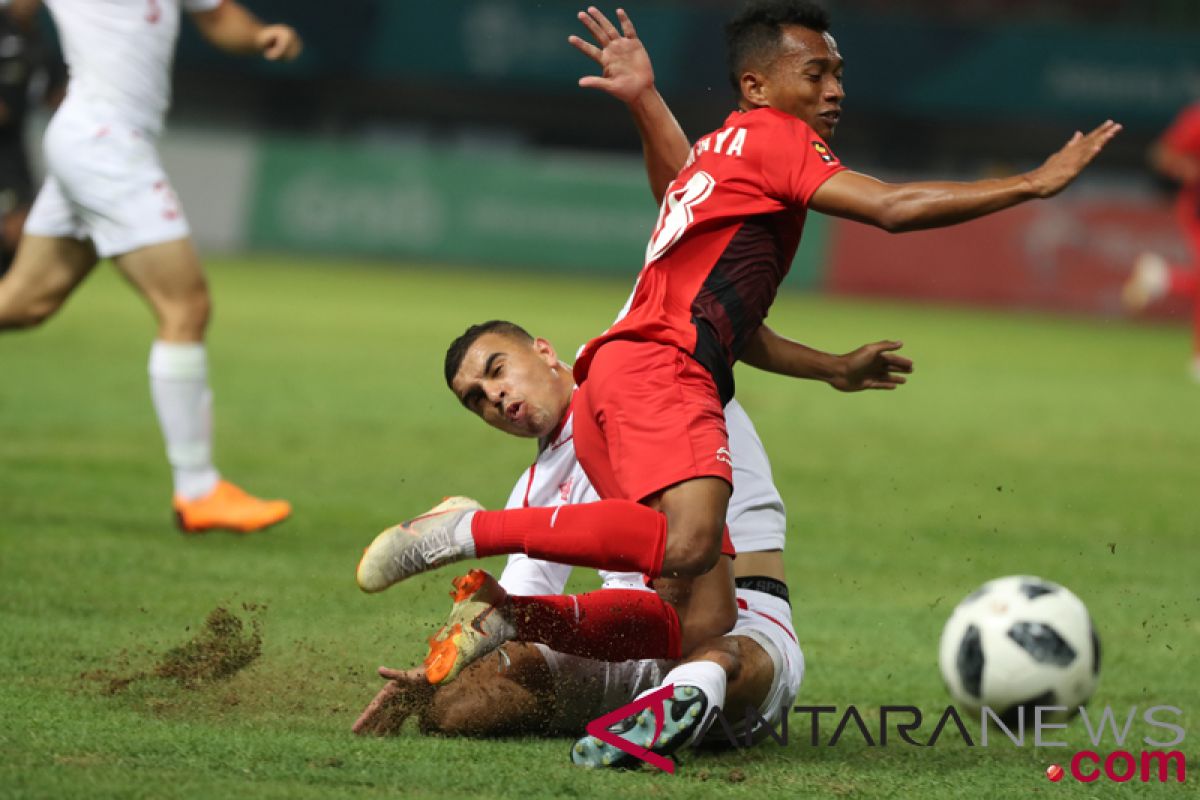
[1161,103,1200,157]
[762,115,847,207]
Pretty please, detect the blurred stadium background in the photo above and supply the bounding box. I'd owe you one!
[15,0,1199,318]
[126,0,1200,318]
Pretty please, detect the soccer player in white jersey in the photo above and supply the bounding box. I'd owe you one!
[0,1,300,532]
[353,321,910,767]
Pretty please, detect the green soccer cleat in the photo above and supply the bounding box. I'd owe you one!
[571,685,710,770]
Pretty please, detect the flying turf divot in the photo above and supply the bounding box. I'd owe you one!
[154,605,264,686]
[83,604,265,694]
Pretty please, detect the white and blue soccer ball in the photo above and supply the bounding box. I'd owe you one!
[938,575,1100,724]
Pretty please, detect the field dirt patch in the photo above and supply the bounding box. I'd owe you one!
[83,604,264,694]
[153,605,263,687]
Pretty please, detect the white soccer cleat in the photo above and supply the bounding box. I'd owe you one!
[423,569,516,685]
[1121,252,1170,313]
[356,496,483,592]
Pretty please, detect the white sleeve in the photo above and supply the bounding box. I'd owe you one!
[502,468,529,511]
[497,462,574,595]
[184,0,223,13]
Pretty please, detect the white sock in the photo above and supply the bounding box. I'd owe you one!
[148,341,220,500]
[658,660,728,745]
[452,511,478,558]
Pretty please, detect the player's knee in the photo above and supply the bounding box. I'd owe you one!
[420,688,484,737]
[0,293,59,330]
[157,292,211,340]
[692,642,741,682]
[664,534,722,577]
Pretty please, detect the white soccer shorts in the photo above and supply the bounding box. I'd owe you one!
[25,99,190,258]
[707,587,805,744]
[532,587,803,741]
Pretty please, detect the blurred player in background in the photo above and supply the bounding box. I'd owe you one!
[354,322,908,769]
[0,0,64,276]
[0,1,301,532]
[357,1,1119,668]
[1122,99,1200,381]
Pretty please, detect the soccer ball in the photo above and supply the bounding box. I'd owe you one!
[938,575,1100,724]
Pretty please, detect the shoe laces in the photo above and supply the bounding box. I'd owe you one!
[396,520,461,575]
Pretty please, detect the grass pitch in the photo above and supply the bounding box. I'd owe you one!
[1,256,1196,798]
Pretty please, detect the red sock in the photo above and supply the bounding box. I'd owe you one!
[471,501,667,577]
[508,590,681,661]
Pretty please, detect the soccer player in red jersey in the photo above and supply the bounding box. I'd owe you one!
[357,2,1121,664]
[1122,99,1200,381]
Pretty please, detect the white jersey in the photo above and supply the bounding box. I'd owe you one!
[497,404,647,596]
[45,0,221,134]
[497,395,786,596]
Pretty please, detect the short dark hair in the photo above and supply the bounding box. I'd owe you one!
[726,0,831,91]
[443,320,534,389]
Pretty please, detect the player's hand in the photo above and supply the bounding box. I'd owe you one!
[831,340,912,392]
[1027,120,1122,198]
[350,666,434,736]
[568,7,654,104]
[256,24,302,61]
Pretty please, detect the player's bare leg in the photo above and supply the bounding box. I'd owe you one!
[636,476,738,662]
[685,635,776,723]
[113,238,211,343]
[654,477,732,579]
[353,644,556,737]
[652,557,738,657]
[0,205,31,276]
[0,234,97,330]
[421,644,558,736]
[113,237,290,533]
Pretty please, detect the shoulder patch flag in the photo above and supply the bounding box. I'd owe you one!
[811,140,837,164]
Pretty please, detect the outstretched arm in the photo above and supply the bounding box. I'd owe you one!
[569,7,689,204]
[189,0,302,61]
[742,325,912,392]
[811,121,1122,232]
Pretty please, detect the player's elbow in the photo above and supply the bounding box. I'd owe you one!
[873,205,918,234]
[865,187,931,233]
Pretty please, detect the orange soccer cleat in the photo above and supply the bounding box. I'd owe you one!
[173,479,291,534]
[423,569,515,685]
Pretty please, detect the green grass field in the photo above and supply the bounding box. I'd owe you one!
[1,256,1196,798]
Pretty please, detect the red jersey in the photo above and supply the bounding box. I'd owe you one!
[1161,101,1200,226]
[574,107,846,402]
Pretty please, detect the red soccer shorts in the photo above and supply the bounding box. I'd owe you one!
[573,338,734,506]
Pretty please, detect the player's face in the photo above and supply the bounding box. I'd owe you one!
[451,333,571,439]
[751,26,845,140]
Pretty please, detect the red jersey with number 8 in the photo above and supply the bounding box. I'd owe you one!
[574,107,846,402]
